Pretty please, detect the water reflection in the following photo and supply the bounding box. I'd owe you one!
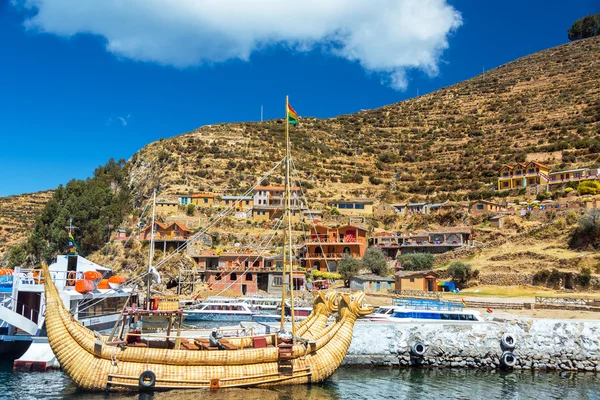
[3,362,600,400]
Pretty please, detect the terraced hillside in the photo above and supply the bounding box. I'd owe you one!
[0,191,53,258]
[128,37,600,205]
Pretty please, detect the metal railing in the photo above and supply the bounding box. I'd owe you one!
[392,298,462,311]
[535,297,600,307]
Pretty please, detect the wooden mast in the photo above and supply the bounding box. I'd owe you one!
[285,96,296,338]
[280,95,296,337]
[147,189,156,310]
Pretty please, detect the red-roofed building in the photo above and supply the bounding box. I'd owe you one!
[498,161,550,190]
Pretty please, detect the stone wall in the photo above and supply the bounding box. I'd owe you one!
[343,319,600,372]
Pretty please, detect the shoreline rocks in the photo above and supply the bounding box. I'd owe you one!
[343,319,600,372]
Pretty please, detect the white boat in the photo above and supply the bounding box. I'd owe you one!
[183,302,255,322]
[0,255,133,369]
[364,299,484,324]
[240,297,281,311]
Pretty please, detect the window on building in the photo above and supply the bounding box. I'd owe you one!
[245,274,252,281]
[476,204,484,210]
[204,198,208,203]
[355,204,365,209]
[230,273,237,281]
[245,200,249,205]
[215,274,222,280]
[272,276,283,286]
[409,278,415,283]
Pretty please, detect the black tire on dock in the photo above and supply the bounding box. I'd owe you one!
[500,351,517,368]
[501,333,516,350]
[410,341,427,357]
[139,370,156,389]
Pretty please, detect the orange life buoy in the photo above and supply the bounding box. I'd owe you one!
[67,271,77,286]
[97,279,110,289]
[75,279,94,294]
[83,270,102,281]
[32,270,44,284]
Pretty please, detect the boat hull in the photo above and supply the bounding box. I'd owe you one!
[183,312,254,322]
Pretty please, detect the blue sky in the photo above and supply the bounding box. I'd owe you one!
[0,1,597,196]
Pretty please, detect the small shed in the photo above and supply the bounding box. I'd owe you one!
[395,270,438,292]
[349,274,395,294]
[489,215,506,229]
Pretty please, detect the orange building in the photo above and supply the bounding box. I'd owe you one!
[140,221,191,241]
[394,270,438,292]
[301,224,367,272]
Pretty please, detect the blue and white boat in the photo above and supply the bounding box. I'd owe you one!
[183,302,254,322]
[365,298,484,324]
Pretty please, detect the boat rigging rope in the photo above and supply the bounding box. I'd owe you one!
[150,158,285,271]
[290,156,332,273]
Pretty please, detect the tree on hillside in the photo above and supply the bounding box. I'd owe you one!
[398,253,434,271]
[12,158,133,265]
[337,255,363,285]
[568,14,600,41]
[569,209,600,250]
[447,262,477,285]
[362,247,388,276]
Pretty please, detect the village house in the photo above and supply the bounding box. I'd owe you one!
[302,209,323,222]
[469,199,507,214]
[154,198,179,216]
[549,168,600,185]
[328,199,374,216]
[188,251,303,295]
[191,193,216,207]
[301,224,368,272]
[221,195,253,209]
[368,227,472,258]
[349,274,395,294]
[178,194,192,205]
[497,161,550,190]
[140,221,191,255]
[252,186,305,222]
[114,229,128,241]
[395,270,438,292]
[489,215,506,228]
[391,202,430,215]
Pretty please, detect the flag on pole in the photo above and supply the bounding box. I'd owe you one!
[461,298,466,306]
[68,231,79,255]
[287,103,298,126]
[486,307,493,314]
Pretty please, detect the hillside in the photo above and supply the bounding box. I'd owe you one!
[0,191,53,258]
[128,36,600,205]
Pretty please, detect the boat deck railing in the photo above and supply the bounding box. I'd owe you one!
[392,298,464,311]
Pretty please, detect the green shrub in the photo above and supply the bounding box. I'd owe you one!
[447,262,475,284]
[577,180,600,195]
[186,203,196,216]
[575,267,592,287]
[398,253,434,271]
[569,209,600,249]
[362,247,388,276]
[337,255,363,284]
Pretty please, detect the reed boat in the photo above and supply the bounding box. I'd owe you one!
[42,262,370,391]
[41,96,370,392]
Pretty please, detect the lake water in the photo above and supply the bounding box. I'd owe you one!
[2,361,599,400]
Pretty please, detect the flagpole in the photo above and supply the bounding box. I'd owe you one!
[286,96,296,339]
[280,97,289,331]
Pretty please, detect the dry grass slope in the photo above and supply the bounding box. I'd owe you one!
[128,37,600,206]
[0,190,53,257]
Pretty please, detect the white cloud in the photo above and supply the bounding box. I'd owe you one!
[15,0,462,90]
[107,114,130,127]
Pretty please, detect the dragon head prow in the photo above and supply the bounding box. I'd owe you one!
[312,290,339,316]
[338,291,372,320]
